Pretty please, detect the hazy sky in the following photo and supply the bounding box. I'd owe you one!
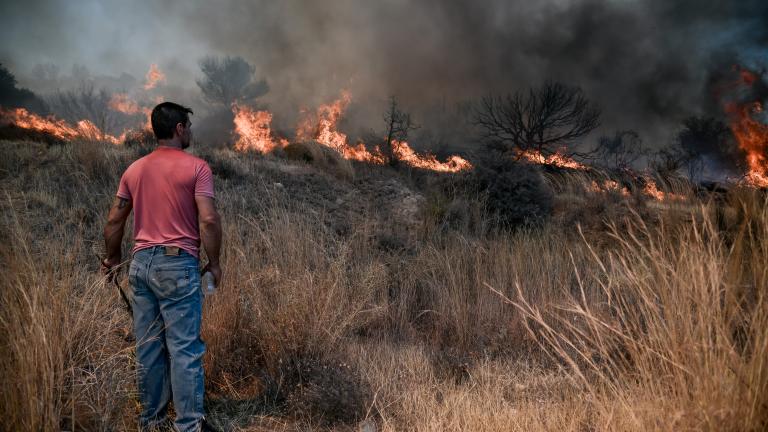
[1,0,766,146]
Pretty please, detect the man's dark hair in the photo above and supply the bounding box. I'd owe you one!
[151,102,193,140]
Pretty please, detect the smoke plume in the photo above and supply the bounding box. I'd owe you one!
[1,0,766,148]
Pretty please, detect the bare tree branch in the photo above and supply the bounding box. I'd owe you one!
[474,81,600,157]
[383,96,419,167]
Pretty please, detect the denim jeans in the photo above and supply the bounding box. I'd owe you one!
[129,246,205,431]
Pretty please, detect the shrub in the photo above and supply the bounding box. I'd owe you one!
[466,155,554,229]
[283,141,354,181]
[122,129,155,157]
[283,356,371,425]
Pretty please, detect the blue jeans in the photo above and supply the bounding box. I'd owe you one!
[129,246,205,431]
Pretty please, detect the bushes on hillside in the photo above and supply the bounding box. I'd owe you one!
[283,141,354,181]
[464,154,554,229]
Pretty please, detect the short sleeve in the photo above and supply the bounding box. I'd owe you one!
[195,162,215,198]
[116,171,132,200]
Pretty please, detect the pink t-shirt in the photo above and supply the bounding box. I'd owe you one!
[116,146,215,258]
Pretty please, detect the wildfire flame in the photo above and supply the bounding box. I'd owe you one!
[518,149,586,169]
[232,91,472,172]
[296,90,352,152]
[1,107,124,144]
[588,179,630,196]
[144,64,166,90]
[109,93,141,115]
[294,92,389,163]
[391,140,472,172]
[109,93,154,131]
[1,63,168,144]
[727,100,768,187]
[646,179,686,201]
[643,179,668,201]
[723,67,768,187]
[232,105,288,153]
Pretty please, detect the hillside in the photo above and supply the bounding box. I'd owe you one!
[1,138,766,431]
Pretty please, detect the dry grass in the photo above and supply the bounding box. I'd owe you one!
[0,139,766,431]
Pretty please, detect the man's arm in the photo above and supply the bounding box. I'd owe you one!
[102,197,132,269]
[196,195,223,285]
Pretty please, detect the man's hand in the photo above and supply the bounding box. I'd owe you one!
[104,196,132,271]
[100,256,121,284]
[201,261,223,287]
[195,195,222,287]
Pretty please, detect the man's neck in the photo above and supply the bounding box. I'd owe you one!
[157,139,183,149]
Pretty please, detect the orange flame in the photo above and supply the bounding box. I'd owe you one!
[341,141,387,164]
[109,93,142,114]
[643,180,666,201]
[230,91,471,171]
[588,180,630,196]
[642,178,685,202]
[722,67,768,187]
[143,64,166,90]
[518,149,587,169]
[109,93,154,131]
[232,104,288,153]
[391,140,472,173]
[726,101,768,187]
[1,107,124,144]
[292,91,472,171]
[296,90,352,152]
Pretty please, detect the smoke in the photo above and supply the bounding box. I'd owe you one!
[1,0,766,148]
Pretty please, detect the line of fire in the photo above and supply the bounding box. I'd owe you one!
[2,63,766,202]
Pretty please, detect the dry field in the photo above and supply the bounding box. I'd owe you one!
[1,138,766,431]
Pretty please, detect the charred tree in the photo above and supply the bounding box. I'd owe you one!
[677,116,736,181]
[590,130,647,170]
[651,116,735,181]
[48,82,115,136]
[650,146,689,179]
[474,81,600,157]
[383,96,419,167]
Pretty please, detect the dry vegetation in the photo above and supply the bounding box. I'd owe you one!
[1,138,766,431]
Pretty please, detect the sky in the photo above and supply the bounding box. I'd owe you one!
[1,0,766,148]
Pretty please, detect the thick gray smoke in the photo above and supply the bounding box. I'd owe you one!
[1,0,766,149]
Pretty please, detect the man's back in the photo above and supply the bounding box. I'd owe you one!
[117,146,214,257]
[102,102,222,432]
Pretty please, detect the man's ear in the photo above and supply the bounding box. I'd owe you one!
[175,122,184,137]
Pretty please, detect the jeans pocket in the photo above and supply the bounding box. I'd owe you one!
[128,262,139,287]
[150,266,196,301]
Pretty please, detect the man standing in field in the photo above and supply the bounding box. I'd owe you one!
[101,102,222,431]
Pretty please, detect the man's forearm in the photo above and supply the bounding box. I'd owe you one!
[104,221,125,261]
[200,220,222,265]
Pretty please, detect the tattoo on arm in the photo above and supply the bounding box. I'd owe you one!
[117,198,129,209]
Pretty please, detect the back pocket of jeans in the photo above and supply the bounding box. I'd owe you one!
[128,262,139,286]
[150,267,194,300]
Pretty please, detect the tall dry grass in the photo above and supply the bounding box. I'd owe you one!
[0,160,137,429]
[508,192,768,431]
[1,139,766,431]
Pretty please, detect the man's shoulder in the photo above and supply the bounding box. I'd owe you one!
[123,154,148,176]
[188,152,210,166]
[184,152,211,173]
[123,149,210,178]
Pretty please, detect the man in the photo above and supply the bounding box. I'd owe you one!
[101,102,222,431]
